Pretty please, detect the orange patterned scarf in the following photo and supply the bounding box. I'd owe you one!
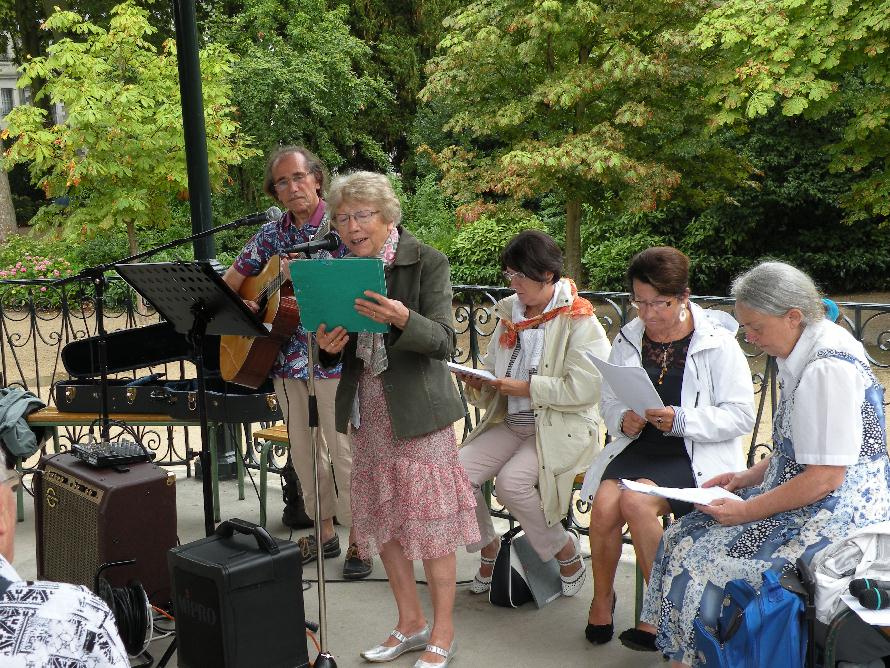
[499,278,595,348]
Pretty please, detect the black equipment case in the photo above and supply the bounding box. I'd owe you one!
[168,518,309,668]
[54,321,282,422]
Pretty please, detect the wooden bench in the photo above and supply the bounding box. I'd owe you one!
[250,424,289,527]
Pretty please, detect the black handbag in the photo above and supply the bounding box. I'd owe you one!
[489,526,562,609]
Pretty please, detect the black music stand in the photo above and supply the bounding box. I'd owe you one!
[116,261,269,536]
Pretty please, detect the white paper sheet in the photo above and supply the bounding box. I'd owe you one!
[447,361,497,382]
[840,593,890,625]
[619,478,742,506]
[585,353,665,417]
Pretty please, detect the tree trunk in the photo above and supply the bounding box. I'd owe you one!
[564,44,592,285]
[565,198,582,282]
[0,167,16,243]
[126,219,139,256]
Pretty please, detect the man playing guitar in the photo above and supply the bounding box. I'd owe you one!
[222,145,372,580]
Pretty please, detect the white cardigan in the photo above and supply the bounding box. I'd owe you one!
[580,302,755,501]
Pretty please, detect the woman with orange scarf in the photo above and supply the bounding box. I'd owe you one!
[455,231,610,597]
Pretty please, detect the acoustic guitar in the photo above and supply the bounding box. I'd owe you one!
[219,255,300,388]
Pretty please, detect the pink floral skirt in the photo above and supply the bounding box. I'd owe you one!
[350,371,479,561]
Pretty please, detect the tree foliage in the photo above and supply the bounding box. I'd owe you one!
[419,0,745,280]
[695,0,890,221]
[583,111,890,293]
[206,0,392,206]
[343,0,465,181]
[1,1,256,254]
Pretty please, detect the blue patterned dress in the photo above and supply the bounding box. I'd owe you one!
[641,333,890,665]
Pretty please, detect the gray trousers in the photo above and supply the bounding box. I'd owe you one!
[460,422,569,561]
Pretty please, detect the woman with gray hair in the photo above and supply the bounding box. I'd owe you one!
[316,171,477,668]
[628,260,890,666]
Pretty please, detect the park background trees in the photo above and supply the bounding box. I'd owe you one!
[1,1,255,255]
[2,0,889,293]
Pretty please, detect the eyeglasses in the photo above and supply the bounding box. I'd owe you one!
[631,298,675,311]
[334,210,380,225]
[1,469,22,494]
[502,269,528,283]
[273,172,310,191]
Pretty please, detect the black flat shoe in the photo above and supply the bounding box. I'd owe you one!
[618,627,657,652]
[585,592,617,645]
[342,543,373,580]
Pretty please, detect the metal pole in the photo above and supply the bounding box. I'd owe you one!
[306,333,337,668]
[171,0,215,260]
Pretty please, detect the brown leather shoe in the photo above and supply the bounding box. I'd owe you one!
[297,534,341,565]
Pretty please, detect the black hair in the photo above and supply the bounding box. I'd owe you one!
[500,230,563,283]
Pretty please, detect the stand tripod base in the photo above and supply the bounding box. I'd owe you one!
[314,651,338,668]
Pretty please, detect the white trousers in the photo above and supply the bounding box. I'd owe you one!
[273,377,353,526]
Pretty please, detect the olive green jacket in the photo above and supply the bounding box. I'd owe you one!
[325,228,464,438]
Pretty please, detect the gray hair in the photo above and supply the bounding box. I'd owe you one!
[731,261,825,324]
[263,145,328,199]
[327,171,402,226]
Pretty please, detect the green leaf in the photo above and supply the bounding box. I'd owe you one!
[781,96,809,115]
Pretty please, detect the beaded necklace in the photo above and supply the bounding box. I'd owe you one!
[656,341,673,385]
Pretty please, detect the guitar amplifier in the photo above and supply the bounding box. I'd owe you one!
[34,453,177,607]
[169,519,308,668]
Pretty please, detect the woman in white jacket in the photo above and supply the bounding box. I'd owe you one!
[455,231,610,598]
[579,246,754,649]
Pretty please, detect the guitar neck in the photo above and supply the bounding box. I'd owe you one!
[255,259,291,304]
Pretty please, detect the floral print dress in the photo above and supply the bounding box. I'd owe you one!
[350,371,479,561]
[641,349,890,665]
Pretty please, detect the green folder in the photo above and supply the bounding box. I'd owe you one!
[290,257,388,333]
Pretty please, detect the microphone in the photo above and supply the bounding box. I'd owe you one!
[232,206,282,227]
[849,577,890,597]
[282,231,342,255]
[858,587,890,610]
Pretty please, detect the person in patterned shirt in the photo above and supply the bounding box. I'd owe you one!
[223,145,372,579]
[0,446,128,667]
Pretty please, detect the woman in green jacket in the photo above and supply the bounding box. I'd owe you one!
[316,171,476,668]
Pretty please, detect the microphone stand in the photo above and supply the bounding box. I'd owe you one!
[286,227,340,668]
[306,332,337,668]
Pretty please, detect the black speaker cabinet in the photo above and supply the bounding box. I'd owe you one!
[169,519,308,668]
[34,453,177,607]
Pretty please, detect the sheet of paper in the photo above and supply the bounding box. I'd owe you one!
[290,258,388,334]
[619,478,742,506]
[447,362,497,382]
[840,593,890,625]
[585,353,665,417]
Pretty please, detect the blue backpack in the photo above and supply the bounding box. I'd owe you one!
[693,569,806,668]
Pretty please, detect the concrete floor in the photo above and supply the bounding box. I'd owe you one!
[13,463,666,668]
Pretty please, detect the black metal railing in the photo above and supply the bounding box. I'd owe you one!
[3,276,890,476]
[0,275,190,464]
[449,285,890,533]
